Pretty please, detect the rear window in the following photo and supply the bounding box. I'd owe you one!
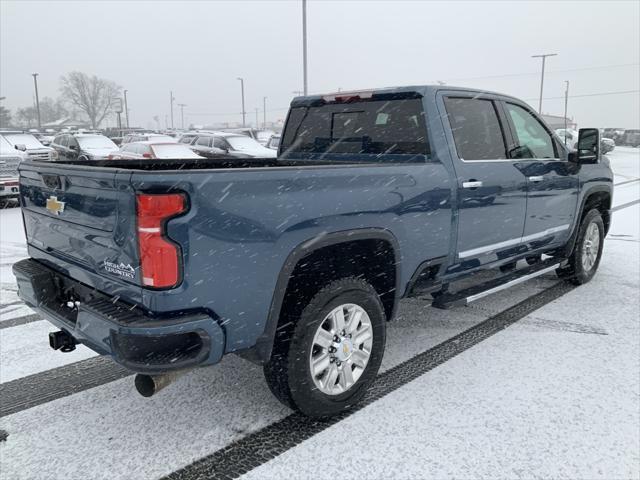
[280,98,429,161]
[151,144,199,159]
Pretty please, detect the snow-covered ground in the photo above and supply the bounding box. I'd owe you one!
[0,148,638,479]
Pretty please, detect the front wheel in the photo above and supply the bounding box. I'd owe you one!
[556,209,604,285]
[264,277,386,418]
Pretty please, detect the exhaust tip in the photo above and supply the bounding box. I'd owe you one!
[134,374,156,397]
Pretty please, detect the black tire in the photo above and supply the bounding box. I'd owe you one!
[556,209,604,285]
[263,277,386,418]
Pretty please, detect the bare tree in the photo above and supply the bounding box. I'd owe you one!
[60,72,121,128]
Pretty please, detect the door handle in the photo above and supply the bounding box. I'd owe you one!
[528,176,544,182]
[462,181,483,189]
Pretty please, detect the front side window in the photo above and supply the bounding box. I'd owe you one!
[196,136,211,147]
[505,103,556,159]
[444,97,506,161]
[213,137,227,149]
[280,98,429,161]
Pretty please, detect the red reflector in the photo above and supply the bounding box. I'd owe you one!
[136,193,186,288]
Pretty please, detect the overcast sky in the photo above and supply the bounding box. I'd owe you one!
[1,0,639,129]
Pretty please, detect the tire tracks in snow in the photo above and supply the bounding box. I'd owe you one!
[163,281,577,480]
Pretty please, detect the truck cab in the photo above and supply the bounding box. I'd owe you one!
[13,85,612,418]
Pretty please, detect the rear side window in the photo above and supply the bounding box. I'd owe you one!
[280,98,429,161]
[444,97,506,161]
[505,103,556,159]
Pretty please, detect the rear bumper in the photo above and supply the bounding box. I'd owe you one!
[13,258,225,374]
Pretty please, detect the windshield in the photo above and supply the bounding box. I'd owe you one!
[0,135,15,151]
[280,98,429,159]
[226,135,263,151]
[77,136,118,150]
[151,144,201,159]
[3,134,45,149]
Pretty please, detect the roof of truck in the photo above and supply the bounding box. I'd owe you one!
[291,85,523,107]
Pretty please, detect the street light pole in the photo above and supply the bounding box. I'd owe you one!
[237,77,246,127]
[302,0,308,95]
[178,103,186,129]
[255,108,259,128]
[32,73,41,130]
[531,53,557,114]
[170,91,175,130]
[263,96,267,128]
[123,89,130,128]
[563,80,570,143]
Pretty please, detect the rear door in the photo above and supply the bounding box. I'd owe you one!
[440,94,527,269]
[502,101,579,244]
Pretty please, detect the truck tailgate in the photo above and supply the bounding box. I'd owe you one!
[18,162,140,290]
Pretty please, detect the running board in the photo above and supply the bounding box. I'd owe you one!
[432,258,563,309]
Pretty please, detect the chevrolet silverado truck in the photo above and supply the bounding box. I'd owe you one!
[13,86,613,418]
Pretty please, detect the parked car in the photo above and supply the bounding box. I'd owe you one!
[601,136,615,154]
[265,134,280,150]
[1,132,57,161]
[108,141,204,160]
[220,128,276,145]
[188,132,277,159]
[621,129,640,147]
[555,128,578,149]
[50,133,118,161]
[0,134,23,202]
[14,85,612,419]
[121,133,177,145]
[32,132,55,146]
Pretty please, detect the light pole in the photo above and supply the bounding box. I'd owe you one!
[32,73,41,130]
[263,96,267,128]
[292,90,304,96]
[563,80,570,142]
[123,89,130,128]
[178,103,186,129]
[255,108,259,128]
[531,53,557,114]
[237,77,246,127]
[302,0,308,95]
[170,91,175,129]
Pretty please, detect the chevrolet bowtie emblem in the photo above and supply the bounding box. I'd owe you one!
[46,196,65,215]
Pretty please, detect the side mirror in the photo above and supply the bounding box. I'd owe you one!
[69,144,77,150]
[15,144,27,151]
[574,128,600,164]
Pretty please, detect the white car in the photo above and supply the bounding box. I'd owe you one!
[555,128,579,149]
[1,133,57,161]
[0,135,24,201]
[108,141,205,160]
[188,132,277,159]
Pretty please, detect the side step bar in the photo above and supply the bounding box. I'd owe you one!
[432,258,563,309]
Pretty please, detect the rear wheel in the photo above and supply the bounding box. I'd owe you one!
[263,277,386,418]
[556,209,604,285]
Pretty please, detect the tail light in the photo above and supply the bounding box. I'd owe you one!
[142,153,153,159]
[136,193,187,288]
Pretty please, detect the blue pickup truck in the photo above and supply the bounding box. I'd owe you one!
[14,86,612,418]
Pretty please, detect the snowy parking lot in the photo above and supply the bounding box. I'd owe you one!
[0,148,638,479]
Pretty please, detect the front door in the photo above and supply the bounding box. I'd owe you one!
[441,95,528,269]
[502,102,579,248]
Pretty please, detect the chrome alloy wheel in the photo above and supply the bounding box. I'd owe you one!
[309,303,373,395]
[581,222,601,272]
